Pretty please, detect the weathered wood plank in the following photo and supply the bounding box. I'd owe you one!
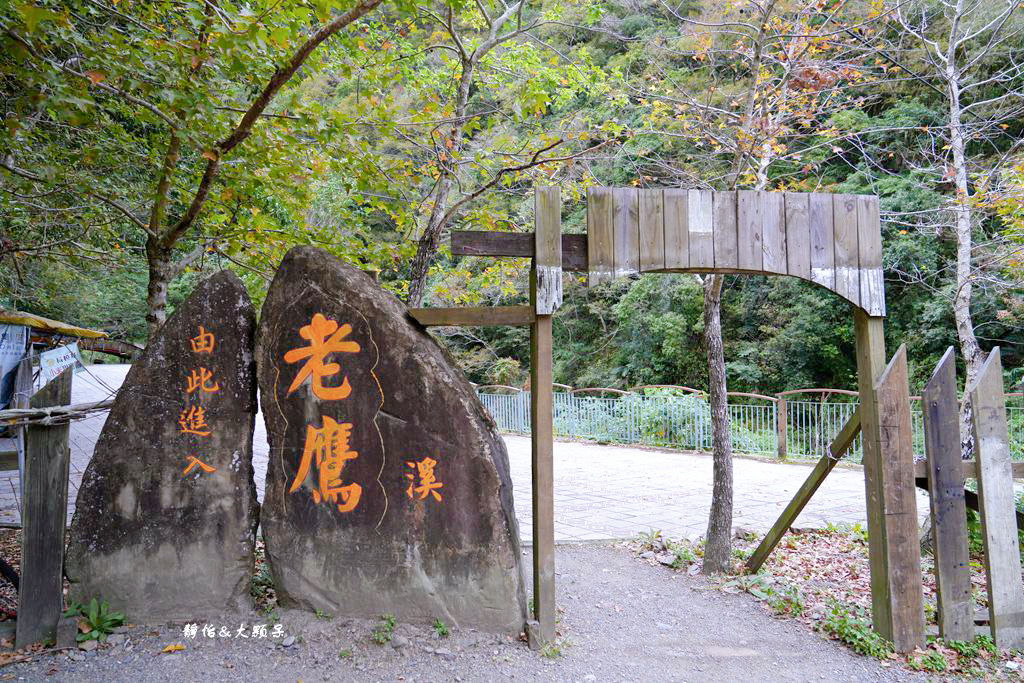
[587,186,615,285]
[857,195,886,317]
[746,408,861,573]
[923,347,973,642]
[809,193,836,290]
[12,357,31,495]
[776,397,788,460]
[534,186,563,315]
[913,459,1024,480]
[688,189,714,269]
[408,306,535,327]
[529,300,556,645]
[785,193,811,280]
[451,232,587,271]
[639,189,666,272]
[663,189,689,270]
[873,344,925,653]
[16,368,73,649]
[833,194,861,308]
[612,187,639,278]
[969,347,1024,650]
[737,190,763,271]
[762,192,787,275]
[712,191,739,269]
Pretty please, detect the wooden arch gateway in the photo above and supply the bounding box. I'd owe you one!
[410,186,923,652]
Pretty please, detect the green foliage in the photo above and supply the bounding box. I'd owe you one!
[819,600,894,659]
[433,618,450,638]
[946,635,997,659]
[339,647,353,659]
[371,613,396,645]
[315,608,332,621]
[64,598,125,643]
[908,649,948,673]
[250,563,275,602]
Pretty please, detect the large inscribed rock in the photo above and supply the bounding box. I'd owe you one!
[66,271,258,620]
[257,247,526,632]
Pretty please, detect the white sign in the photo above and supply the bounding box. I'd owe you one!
[39,342,83,384]
[0,324,28,409]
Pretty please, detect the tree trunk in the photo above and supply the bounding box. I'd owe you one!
[702,273,733,573]
[145,237,172,341]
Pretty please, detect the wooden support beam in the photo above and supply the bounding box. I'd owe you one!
[12,357,31,496]
[872,344,925,652]
[776,396,788,460]
[922,347,973,642]
[746,408,861,573]
[534,187,563,315]
[913,459,1024,481]
[450,231,588,271]
[16,367,73,649]
[969,347,1024,650]
[407,306,535,327]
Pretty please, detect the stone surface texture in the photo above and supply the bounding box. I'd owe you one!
[66,271,259,620]
[256,246,526,632]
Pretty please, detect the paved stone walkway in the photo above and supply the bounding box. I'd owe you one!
[0,365,929,542]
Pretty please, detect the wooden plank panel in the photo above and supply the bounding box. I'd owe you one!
[923,347,973,642]
[587,187,614,285]
[833,194,860,308]
[969,347,1024,650]
[529,314,556,644]
[809,193,835,289]
[638,189,665,272]
[746,408,861,573]
[712,191,738,269]
[688,189,714,269]
[16,368,73,649]
[451,232,587,271]
[762,192,787,275]
[873,344,925,653]
[785,193,811,280]
[737,190,763,271]
[857,195,886,316]
[913,459,1024,480]
[612,187,640,278]
[408,306,535,327]
[663,189,689,269]
[534,186,562,315]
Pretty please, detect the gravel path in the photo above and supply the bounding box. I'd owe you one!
[5,545,924,683]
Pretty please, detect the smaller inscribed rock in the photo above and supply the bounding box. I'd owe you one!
[66,271,258,621]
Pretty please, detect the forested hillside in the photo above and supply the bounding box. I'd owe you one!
[2,0,1022,394]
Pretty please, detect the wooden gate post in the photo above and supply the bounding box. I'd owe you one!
[16,367,74,649]
[775,395,787,460]
[922,347,973,642]
[529,186,561,646]
[854,314,924,651]
[969,347,1024,650]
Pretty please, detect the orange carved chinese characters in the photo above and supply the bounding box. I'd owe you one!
[283,313,360,400]
[290,416,362,512]
[406,457,443,502]
[178,405,211,436]
[186,367,220,394]
[183,455,216,475]
[190,325,215,353]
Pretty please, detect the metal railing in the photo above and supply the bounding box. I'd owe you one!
[478,387,1024,462]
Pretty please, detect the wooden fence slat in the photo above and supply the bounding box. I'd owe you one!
[857,195,886,316]
[833,194,861,308]
[16,368,73,649]
[762,192,787,275]
[613,187,639,278]
[534,186,563,315]
[663,189,689,269]
[451,232,587,271]
[923,346,973,642]
[712,191,738,269]
[13,357,31,494]
[737,190,763,271]
[784,193,810,279]
[873,344,925,653]
[688,189,714,269]
[969,347,1024,650]
[745,408,861,573]
[587,187,614,285]
[809,193,835,289]
[639,189,665,272]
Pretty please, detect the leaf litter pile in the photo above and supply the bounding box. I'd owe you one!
[630,525,1024,679]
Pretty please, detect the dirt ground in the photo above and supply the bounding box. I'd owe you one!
[0,544,925,683]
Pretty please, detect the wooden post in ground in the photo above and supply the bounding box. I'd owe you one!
[12,357,32,496]
[775,395,787,460]
[969,347,1024,650]
[529,186,560,646]
[922,347,973,642]
[16,367,73,649]
[872,344,924,652]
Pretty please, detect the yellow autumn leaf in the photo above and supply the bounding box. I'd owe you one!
[84,69,106,84]
[162,644,185,653]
